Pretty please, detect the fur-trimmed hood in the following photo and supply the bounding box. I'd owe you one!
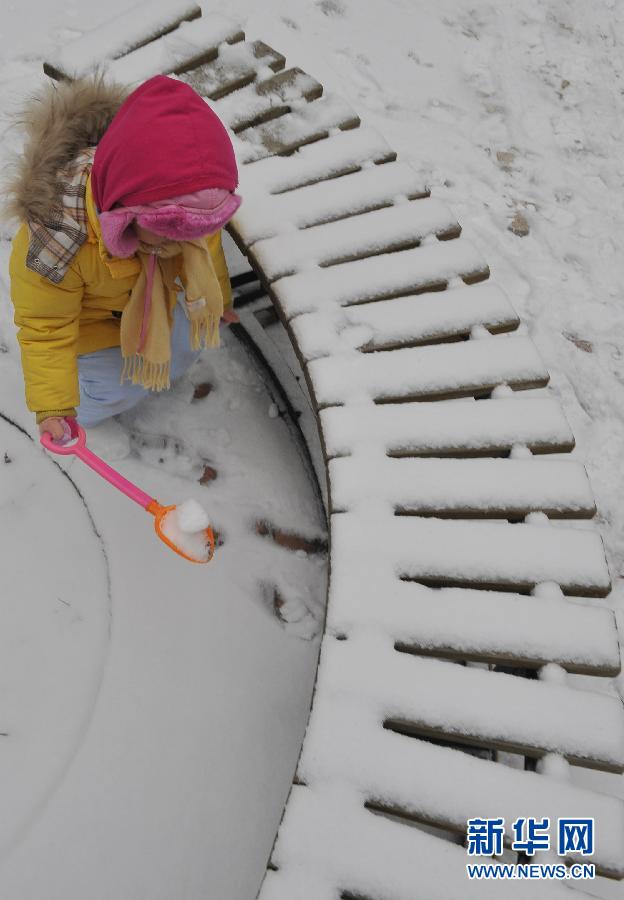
[2,74,129,226]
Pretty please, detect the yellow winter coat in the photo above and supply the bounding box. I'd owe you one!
[9,172,233,423]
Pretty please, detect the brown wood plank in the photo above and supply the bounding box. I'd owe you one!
[43,4,202,81]
[238,95,361,162]
[394,641,618,677]
[384,717,624,773]
[180,40,286,99]
[172,29,246,75]
[229,68,324,133]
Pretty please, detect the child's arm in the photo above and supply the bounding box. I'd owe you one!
[206,229,234,312]
[9,224,84,425]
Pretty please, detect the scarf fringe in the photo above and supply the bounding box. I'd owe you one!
[190,311,221,350]
[121,354,171,391]
[120,312,221,390]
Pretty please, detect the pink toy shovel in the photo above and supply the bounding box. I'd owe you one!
[40,418,215,564]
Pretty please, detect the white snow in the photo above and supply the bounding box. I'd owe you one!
[0,418,110,857]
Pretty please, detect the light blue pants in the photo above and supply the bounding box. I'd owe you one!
[77,299,201,427]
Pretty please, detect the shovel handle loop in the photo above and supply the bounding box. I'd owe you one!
[40,417,154,509]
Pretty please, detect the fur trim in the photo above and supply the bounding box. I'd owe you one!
[1,72,129,227]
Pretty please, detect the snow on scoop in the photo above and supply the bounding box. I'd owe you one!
[40,418,215,564]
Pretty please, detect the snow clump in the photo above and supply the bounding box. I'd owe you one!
[160,498,212,562]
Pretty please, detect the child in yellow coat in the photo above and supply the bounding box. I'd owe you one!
[6,74,241,452]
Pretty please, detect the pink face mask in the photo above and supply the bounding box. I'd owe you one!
[98,187,242,258]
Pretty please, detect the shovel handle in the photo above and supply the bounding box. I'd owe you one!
[40,418,154,510]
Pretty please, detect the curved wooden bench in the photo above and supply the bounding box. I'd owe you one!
[45,5,624,895]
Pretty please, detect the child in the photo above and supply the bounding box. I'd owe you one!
[5,73,242,456]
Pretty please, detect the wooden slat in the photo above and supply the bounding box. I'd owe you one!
[179,40,286,98]
[329,456,596,518]
[262,785,600,899]
[325,580,619,675]
[235,162,429,244]
[316,634,624,769]
[308,336,548,406]
[107,15,245,83]
[252,199,462,280]
[272,240,489,318]
[235,93,361,162]
[216,68,324,133]
[296,693,624,876]
[332,511,611,596]
[43,1,201,80]
[320,398,575,458]
[237,125,396,196]
[290,283,519,358]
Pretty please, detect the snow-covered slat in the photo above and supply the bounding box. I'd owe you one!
[290,282,519,358]
[215,68,323,133]
[309,336,548,405]
[320,397,575,457]
[44,0,201,80]
[235,162,428,244]
[235,93,361,162]
[311,633,624,770]
[262,785,596,900]
[252,199,461,279]
[332,511,610,596]
[180,40,286,99]
[107,15,245,83]
[272,241,488,318]
[238,125,396,195]
[325,579,620,675]
[329,456,596,518]
[296,694,624,876]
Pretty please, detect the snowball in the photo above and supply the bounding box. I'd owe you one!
[524,511,550,526]
[538,662,568,686]
[537,752,571,781]
[177,498,210,533]
[159,500,211,562]
[532,581,565,601]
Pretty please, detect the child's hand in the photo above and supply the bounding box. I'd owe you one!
[38,417,67,441]
[220,308,240,326]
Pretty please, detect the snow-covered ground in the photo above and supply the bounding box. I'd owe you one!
[0,0,623,897]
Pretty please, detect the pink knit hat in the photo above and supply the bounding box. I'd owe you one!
[98,186,242,258]
[92,75,242,258]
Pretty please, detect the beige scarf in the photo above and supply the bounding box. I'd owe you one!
[120,238,224,391]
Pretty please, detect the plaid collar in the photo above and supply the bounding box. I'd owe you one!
[25,146,96,285]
